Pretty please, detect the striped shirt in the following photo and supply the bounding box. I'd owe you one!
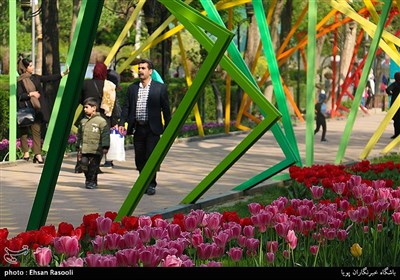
[136,80,151,121]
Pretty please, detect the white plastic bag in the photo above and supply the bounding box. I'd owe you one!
[107,129,125,161]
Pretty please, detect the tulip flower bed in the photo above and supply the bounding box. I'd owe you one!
[0,160,399,268]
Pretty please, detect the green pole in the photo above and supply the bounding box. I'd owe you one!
[8,0,17,162]
[335,0,391,164]
[26,0,104,230]
[305,0,317,166]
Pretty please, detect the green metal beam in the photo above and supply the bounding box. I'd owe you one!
[116,0,235,219]
[335,0,391,164]
[305,0,317,166]
[27,0,104,230]
[8,0,17,162]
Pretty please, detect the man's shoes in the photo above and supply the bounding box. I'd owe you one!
[321,139,328,142]
[85,182,97,189]
[390,135,398,139]
[146,186,156,195]
[101,161,114,168]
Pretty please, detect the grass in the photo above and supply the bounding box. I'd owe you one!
[206,152,400,218]
[205,185,289,217]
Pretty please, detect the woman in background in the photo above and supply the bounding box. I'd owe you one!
[17,57,68,163]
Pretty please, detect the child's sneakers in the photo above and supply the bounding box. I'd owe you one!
[102,161,114,168]
[85,182,97,189]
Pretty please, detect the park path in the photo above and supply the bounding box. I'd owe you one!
[0,108,396,237]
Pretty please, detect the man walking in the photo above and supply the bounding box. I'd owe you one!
[118,58,171,195]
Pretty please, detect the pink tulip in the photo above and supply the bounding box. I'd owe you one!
[286,230,298,249]
[206,212,222,231]
[333,182,346,195]
[248,202,262,215]
[339,199,350,211]
[162,255,183,267]
[197,243,213,260]
[310,245,319,255]
[139,249,160,267]
[91,235,105,253]
[59,256,84,267]
[227,247,243,262]
[298,205,311,218]
[104,233,123,251]
[191,233,203,248]
[392,212,400,225]
[390,198,400,211]
[96,217,112,236]
[275,222,289,237]
[242,225,255,238]
[53,236,80,257]
[266,252,275,263]
[115,248,139,267]
[137,225,152,243]
[34,247,52,267]
[310,185,324,200]
[167,224,182,240]
[314,210,329,225]
[202,261,222,267]
[267,241,278,253]
[184,215,197,232]
[138,215,152,228]
[337,229,348,241]
[213,231,229,248]
[123,231,143,249]
[283,249,290,259]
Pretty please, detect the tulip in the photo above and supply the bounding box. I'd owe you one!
[227,247,243,262]
[162,255,183,267]
[59,256,84,267]
[350,243,362,257]
[310,185,324,200]
[34,247,52,267]
[96,217,112,236]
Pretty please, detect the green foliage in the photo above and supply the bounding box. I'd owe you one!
[0,75,9,140]
[369,152,400,164]
[206,185,289,217]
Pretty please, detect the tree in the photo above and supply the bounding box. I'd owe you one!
[143,0,171,80]
[41,0,61,122]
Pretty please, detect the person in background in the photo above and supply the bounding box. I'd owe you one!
[385,72,400,139]
[76,97,110,189]
[102,69,122,168]
[75,62,118,173]
[118,58,171,196]
[17,57,69,163]
[314,89,328,142]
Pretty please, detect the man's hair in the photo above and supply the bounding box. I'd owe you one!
[83,97,98,107]
[395,72,400,83]
[139,58,154,70]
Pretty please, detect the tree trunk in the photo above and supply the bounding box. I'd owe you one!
[211,80,224,123]
[70,0,81,44]
[238,4,259,117]
[338,22,357,95]
[143,0,171,81]
[41,0,61,125]
[34,1,43,75]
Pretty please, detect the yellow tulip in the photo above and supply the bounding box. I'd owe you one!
[350,243,362,257]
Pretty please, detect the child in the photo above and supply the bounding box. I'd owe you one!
[76,97,110,189]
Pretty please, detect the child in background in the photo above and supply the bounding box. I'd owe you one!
[76,97,110,189]
[314,90,328,142]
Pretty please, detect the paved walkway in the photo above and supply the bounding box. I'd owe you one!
[1,108,398,237]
